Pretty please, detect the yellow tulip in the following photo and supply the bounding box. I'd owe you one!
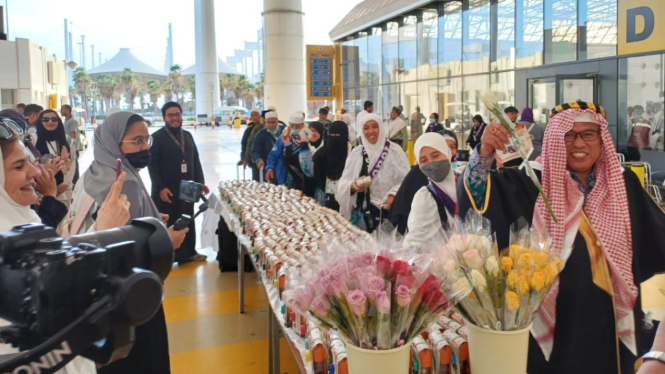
[530,252,550,269]
[543,263,559,286]
[517,253,533,270]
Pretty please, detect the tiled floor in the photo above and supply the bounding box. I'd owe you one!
[79,124,300,373]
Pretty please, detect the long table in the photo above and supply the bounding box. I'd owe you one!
[211,193,311,374]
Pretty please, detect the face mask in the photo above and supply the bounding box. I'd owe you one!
[125,150,151,169]
[291,129,299,136]
[421,160,451,183]
[429,118,437,124]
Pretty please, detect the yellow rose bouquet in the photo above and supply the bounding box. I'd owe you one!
[439,213,563,332]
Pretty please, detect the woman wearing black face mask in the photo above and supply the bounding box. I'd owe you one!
[82,112,187,374]
[404,133,457,246]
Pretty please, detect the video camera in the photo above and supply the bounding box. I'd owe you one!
[0,217,173,373]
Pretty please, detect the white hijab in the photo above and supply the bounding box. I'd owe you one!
[406,133,457,246]
[359,114,388,166]
[336,114,410,219]
[414,133,457,201]
[0,141,41,231]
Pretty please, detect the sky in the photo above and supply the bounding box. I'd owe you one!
[5,0,361,73]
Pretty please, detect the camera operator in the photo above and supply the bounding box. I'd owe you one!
[82,111,187,373]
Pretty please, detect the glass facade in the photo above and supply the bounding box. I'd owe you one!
[339,0,664,156]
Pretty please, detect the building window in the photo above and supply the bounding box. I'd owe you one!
[356,32,369,87]
[618,54,665,159]
[438,77,464,145]
[418,79,440,131]
[544,0,577,64]
[491,71,516,112]
[367,28,382,87]
[1,90,15,110]
[342,38,358,89]
[418,10,439,81]
[382,84,400,123]
[494,0,516,71]
[463,0,491,75]
[581,0,617,60]
[516,0,544,68]
[399,16,418,82]
[439,1,463,77]
[382,22,399,85]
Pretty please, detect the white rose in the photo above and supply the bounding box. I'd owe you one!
[470,270,488,290]
[453,277,472,295]
[481,93,499,112]
[444,259,459,282]
[448,235,466,252]
[479,236,493,256]
[485,256,500,277]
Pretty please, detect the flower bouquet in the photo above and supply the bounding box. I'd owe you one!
[481,93,557,222]
[285,236,465,374]
[440,212,563,374]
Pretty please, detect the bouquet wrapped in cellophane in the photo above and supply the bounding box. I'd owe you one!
[440,212,563,331]
[284,233,467,350]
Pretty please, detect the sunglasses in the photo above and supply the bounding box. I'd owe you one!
[41,117,59,123]
[0,118,25,140]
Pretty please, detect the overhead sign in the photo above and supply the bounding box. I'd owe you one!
[618,0,665,55]
[307,45,334,101]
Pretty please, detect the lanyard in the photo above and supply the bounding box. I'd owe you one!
[164,127,185,159]
[47,141,60,156]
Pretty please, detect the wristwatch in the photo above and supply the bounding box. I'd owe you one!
[635,351,665,372]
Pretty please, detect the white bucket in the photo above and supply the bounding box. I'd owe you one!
[466,323,532,374]
[345,341,411,374]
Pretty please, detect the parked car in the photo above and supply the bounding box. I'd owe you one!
[213,106,250,126]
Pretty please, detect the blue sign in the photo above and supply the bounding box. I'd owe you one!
[311,75,331,80]
[311,64,331,70]
[311,92,332,97]
[311,59,330,64]
[310,87,331,92]
[311,81,331,86]
[311,70,331,75]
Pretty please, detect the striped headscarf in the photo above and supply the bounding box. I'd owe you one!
[532,102,636,359]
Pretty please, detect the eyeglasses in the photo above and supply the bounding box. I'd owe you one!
[166,113,182,119]
[121,136,153,146]
[0,118,24,140]
[564,130,600,143]
[41,117,59,123]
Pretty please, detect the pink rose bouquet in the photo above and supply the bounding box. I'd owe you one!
[287,236,459,350]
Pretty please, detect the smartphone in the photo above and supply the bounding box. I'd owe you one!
[116,158,122,180]
[40,154,54,164]
[179,180,202,203]
[173,214,192,231]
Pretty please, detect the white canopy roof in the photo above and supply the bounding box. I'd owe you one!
[87,48,166,79]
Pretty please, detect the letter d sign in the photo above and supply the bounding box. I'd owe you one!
[619,0,665,55]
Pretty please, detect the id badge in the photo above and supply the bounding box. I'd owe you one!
[181,162,187,173]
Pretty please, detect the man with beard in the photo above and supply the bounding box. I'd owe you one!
[149,102,209,263]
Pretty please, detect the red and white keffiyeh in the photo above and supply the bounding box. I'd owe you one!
[532,108,637,360]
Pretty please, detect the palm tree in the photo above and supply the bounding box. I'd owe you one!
[240,82,255,108]
[253,74,264,108]
[120,68,139,111]
[147,79,162,118]
[138,86,147,117]
[95,74,117,115]
[221,74,237,106]
[73,67,91,119]
[68,86,78,106]
[168,65,184,104]
[188,75,196,100]
[162,80,174,103]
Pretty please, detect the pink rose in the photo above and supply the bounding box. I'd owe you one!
[294,287,314,310]
[320,274,342,297]
[365,276,386,301]
[463,249,484,270]
[310,295,332,317]
[330,259,350,279]
[317,267,331,279]
[346,290,368,316]
[395,284,414,308]
[375,291,391,314]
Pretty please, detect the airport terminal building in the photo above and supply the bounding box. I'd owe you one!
[330,0,665,158]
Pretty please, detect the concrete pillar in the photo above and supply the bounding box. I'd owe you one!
[263,0,305,117]
[194,0,220,118]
